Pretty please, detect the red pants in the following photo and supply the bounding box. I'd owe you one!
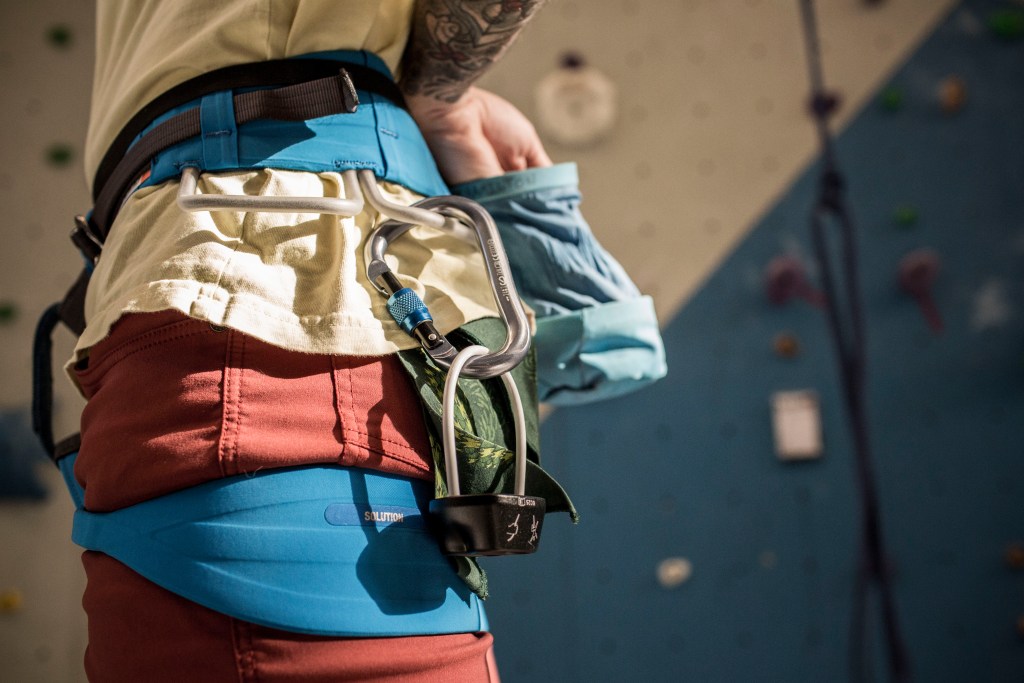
[74,311,499,682]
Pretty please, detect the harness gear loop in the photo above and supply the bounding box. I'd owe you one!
[177,166,463,234]
[178,166,365,216]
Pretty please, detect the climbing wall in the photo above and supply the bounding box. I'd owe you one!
[0,1,93,680]
[1,0,1021,681]
[481,1,1024,681]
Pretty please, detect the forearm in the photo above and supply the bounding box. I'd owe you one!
[400,0,548,104]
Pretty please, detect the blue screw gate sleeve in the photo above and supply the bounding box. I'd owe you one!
[387,288,433,334]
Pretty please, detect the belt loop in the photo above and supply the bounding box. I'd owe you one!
[200,90,239,170]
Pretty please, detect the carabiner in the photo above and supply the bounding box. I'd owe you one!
[364,195,531,379]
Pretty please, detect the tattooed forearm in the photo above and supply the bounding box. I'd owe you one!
[400,0,548,103]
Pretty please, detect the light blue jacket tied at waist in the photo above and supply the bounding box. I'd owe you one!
[454,163,668,405]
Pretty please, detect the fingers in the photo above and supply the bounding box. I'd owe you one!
[436,139,505,185]
[501,140,551,174]
[410,85,552,183]
[504,156,529,173]
[523,144,553,169]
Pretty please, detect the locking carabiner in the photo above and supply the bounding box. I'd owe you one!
[364,195,531,380]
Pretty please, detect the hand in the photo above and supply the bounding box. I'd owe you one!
[407,86,552,186]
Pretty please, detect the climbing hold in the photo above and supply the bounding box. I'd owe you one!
[764,255,824,307]
[893,204,919,228]
[773,332,801,359]
[988,9,1024,41]
[46,24,73,49]
[808,91,842,119]
[0,301,17,324]
[560,52,585,70]
[938,76,967,114]
[1005,542,1024,570]
[898,249,944,333]
[45,143,74,167]
[657,557,693,588]
[771,390,823,461]
[0,588,23,613]
[535,52,617,147]
[879,86,904,113]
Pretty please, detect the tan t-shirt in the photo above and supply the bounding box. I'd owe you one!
[87,0,416,182]
[77,1,506,373]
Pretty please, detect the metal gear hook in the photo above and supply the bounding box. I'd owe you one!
[364,195,531,380]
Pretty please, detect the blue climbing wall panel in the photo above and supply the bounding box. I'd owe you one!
[486,2,1024,680]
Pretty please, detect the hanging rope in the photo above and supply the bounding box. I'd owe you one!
[795,1,911,680]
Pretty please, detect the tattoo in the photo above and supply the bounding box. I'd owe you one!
[400,0,547,102]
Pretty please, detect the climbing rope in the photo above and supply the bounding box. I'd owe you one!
[796,1,911,680]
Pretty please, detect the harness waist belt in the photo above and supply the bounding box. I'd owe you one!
[81,50,447,254]
[59,454,488,637]
[89,69,359,244]
[93,57,406,200]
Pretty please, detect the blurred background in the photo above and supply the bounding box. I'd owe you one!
[1,0,1022,680]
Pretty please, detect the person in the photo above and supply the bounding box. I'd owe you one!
[71,1,554,680]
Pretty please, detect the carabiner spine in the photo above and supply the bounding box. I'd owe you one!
[364,195,531,380]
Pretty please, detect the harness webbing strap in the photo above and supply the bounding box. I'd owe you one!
[31,303,62,457]
[90,70,359,246]
[32,271,90,462]
[60,453,490,636]
[58,268,90,336]
[92,59,405,202]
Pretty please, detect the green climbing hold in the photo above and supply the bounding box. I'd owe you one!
[46,24,73,49]
[0,302,18,324]
[988,9,1024,41]
[893,205,919,228]
[45,144,74,167]
[879,86,903,113]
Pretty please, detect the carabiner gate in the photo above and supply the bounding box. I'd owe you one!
[364,195,531,380]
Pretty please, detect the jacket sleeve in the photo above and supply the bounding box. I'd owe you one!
[453,163,667,405]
